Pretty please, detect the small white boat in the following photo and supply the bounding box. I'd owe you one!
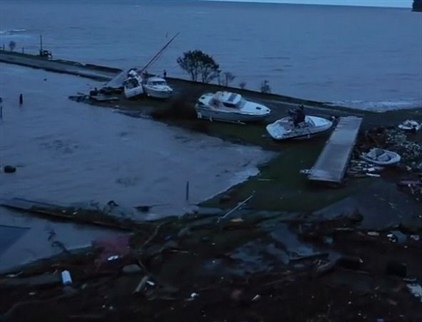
[142,76,173,99]
[123,69,144,99]
[398,119,421,132]
[266,115,333,141]
[195,91,271,123]
[360,148,401,166]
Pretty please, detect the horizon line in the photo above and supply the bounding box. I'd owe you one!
[203,0,409,9]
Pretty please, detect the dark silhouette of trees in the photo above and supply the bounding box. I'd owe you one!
[177,50,220,83]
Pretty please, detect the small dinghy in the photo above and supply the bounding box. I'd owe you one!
[398,120,421,132]
[361,148,401,166]
[266,115,333,141]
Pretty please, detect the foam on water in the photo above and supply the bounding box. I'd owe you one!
[329,98,422,112]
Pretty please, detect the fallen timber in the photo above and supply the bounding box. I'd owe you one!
[1,205,422,322]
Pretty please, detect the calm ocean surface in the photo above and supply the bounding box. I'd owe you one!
[0,0,421,108]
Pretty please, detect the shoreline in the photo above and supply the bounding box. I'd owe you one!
[0,49,421,214]
[0,49,421,322]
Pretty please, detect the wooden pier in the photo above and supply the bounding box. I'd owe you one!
[308,116,363,184]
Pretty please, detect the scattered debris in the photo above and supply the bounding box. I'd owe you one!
[0,203,421,321]
[407,283,422,302]
[2,165,16,173]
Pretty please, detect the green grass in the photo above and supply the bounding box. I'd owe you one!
[200,134,370,212]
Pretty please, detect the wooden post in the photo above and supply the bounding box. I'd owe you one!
[185,181,190,202]
[19,94,23,105]
[40,34,43,52]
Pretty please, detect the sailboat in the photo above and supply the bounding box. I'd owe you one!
[122,33,179,100]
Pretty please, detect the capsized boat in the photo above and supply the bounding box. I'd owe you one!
[266,115,333,141]
[195,91,271,123]
[123,68,144,99]
[398,119,421,132]
[142,76,173,99]
[360,148,401,166]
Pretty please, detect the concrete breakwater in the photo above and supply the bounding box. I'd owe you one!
[0,50,339,111]
[0,50,120,81]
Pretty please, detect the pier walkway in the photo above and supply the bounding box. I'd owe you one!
[308,116,363,184]
[0,52,120,81]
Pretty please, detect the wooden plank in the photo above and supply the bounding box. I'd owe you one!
[308,116,363,183]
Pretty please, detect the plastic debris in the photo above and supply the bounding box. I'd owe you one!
[406,283,422,302]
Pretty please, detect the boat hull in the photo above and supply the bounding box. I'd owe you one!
[361,149,401,166]
[144,87,173,99]
[195,106,268,123]
[124,86,144,99]
[266,116,333,141]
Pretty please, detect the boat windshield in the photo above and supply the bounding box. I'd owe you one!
[223,98,245,109]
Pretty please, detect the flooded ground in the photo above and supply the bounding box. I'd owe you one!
[0,63,273,269]
[0,64,274,219]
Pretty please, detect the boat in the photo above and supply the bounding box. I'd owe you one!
[398,119,421,132]
[195,91,271,123]
[123,68,144,99]
[266,115,333,141]
[360,148,401,166]
[142,76,173,99]
[121,33,179,100]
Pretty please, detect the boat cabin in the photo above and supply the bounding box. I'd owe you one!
[208,91,245,109]
[144,77,168,86]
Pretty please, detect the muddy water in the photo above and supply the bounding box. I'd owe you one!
[0,64,274,219]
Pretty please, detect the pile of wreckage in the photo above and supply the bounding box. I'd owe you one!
[0,205,421,322]
[348,120,422,201]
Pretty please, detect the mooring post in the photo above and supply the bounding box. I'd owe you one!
[19,94,23,105]
[185,181,190,202]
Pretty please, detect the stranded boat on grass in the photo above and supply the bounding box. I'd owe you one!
[195,91,271,123]
[123,69,173,100]
[123,69,144,99]
[142,76,173,99]
[266,107,333,141]
[361,148,401,166]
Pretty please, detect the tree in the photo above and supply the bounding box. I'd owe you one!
[177,50,220,83]
[239,81,247,89]
[222,71,236,87]
[260,80,271,94]
[8,40,16,51]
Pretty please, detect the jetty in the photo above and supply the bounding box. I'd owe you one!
[0,51,120,81]
[308,116,363,184]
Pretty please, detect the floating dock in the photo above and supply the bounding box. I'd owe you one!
[308,116,363,184]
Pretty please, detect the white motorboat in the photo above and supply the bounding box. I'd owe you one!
[266,115,333,141]
[398,119,421,132]
[361,148,401,166]
[123,69,144,99]
[142,76,173,99]
[195,91,271,123]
